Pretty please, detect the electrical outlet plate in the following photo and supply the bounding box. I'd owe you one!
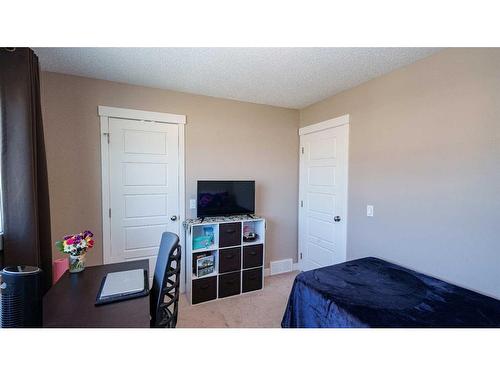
[189,199,197,209]
[367,205,374,217]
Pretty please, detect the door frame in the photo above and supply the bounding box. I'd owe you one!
[98,106,187,290]
[298,114,350,271]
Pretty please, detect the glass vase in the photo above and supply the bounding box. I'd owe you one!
[69,253,86,273]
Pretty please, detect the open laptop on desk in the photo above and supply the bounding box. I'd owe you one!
[96,268,149,305]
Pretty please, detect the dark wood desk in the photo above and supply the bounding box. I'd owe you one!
[43,260,150,328]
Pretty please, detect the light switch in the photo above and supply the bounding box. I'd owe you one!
[367,205,374,217]
[189,199,197,209]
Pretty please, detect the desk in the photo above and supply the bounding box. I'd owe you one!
[43,260,150,328]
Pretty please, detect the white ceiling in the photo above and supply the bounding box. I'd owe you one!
[34,48,441,109]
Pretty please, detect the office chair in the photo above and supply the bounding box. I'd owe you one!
[150,232,182,328]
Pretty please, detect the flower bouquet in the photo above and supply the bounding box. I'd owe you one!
[55,230,94,273]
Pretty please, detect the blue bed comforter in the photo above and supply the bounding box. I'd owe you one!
[282,257,500,328]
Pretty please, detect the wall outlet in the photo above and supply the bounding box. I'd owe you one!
[189,199,197,209]
[367,205,374,217]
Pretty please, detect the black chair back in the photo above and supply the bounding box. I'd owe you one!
[150,232,182,328]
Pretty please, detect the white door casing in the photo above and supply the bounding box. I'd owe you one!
[298,115,349,271]
[99,106,186,290]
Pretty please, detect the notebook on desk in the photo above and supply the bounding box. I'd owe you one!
[95,269,149,306]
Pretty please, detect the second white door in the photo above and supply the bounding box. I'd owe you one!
[107,117,180,280]
[299,122,348,271]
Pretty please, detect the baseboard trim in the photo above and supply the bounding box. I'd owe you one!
[264,261,300,277]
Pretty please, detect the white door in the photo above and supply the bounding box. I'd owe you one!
[107,117,180,281]
[299,123,348,271]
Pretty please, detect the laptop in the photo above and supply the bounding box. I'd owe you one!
[95,269,149,305]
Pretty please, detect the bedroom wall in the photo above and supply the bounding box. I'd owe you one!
[300,48,500,298]
[40,72,299,268]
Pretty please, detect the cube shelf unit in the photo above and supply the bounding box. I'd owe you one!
[184,215,266,305]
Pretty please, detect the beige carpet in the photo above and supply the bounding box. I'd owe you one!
[177,271,299,328]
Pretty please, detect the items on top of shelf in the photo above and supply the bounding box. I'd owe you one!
[184,214,263,227]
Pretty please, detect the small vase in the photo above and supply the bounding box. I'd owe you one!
[69,253,86,273]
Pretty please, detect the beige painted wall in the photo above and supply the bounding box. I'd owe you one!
[41,49,500,298]
[40,72,299,268]
[300,48,500,298]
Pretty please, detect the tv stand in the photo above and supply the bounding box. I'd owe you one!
[184,215,266,305]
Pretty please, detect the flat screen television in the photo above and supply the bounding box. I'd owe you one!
[197,180,255,218]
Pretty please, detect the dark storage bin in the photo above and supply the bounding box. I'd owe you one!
[219,222,241,248]
[192,276,217,304]
[218,271,241,298]
[242,267,263,293]
[243,244,263,269]
[219,247,241,274]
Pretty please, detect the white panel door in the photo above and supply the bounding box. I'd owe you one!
[107,118,179,278]
[299,124,348,271]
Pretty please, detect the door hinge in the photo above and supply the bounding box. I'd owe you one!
[301,146,304,155]
[300,252,303,260]
[300,200,303,208]
[108,208,111,218]
[103,132,110,144]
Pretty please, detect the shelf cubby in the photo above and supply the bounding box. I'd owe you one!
[242,219,265,246]
[191,224,218,251]
[192,249,218,280]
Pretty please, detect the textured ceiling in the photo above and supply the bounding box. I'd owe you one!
[34,48,441,109]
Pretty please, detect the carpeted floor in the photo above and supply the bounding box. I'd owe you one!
[177,271,299,328]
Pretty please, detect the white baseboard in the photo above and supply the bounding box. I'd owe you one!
[264,261,300,277]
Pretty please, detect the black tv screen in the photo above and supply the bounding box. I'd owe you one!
[197,180,255,218]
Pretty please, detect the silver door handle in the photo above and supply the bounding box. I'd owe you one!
[170,215,178,221]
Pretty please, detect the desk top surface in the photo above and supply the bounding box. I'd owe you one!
[43,260,150,328]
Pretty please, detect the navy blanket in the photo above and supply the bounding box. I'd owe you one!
[282,257,500,328]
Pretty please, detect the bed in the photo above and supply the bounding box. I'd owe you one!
[281,257,500,328]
